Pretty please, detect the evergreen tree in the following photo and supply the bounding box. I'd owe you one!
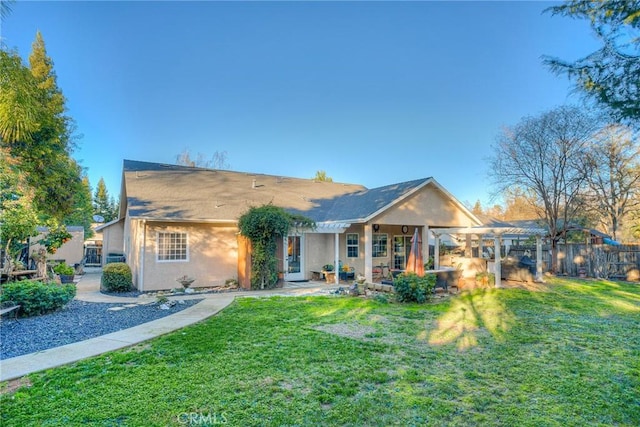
[25,31,80,219]
[64,175,94,238]
[1,32,82,263]
[93,177,118,222]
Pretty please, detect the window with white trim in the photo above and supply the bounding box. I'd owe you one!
[372,233,388,257]
[157,232,188,261]
[346,233,359,258]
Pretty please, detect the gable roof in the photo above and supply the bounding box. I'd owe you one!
[123,160,365,222]
[121,160,476,225]
[292,178,432,222]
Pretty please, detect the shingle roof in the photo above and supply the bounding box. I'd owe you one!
[122,160,435,224]
[307,178,431,222]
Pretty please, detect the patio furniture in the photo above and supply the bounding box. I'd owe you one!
[427,268,461,293]
[339,267,355,281]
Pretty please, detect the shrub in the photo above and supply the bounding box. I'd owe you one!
[1,280,76,317]
[102,262,133,292]
[393,272,436,303]
[53,262,75,276]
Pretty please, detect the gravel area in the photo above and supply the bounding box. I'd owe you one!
[0,299,203,360]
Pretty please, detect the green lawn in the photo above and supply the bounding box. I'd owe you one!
[2,278,639,426]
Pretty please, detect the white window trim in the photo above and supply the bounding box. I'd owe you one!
[346,233,359,258]
[156,231,189,263]
[372,233,388,258]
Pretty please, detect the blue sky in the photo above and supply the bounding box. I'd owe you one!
[2,1,597,208]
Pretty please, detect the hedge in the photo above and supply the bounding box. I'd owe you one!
[101,262,133,292]
[1,280,76,317]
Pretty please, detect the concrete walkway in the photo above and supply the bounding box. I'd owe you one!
[0,272,342,382]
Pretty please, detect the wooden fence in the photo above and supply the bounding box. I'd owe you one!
[506,244,640,281]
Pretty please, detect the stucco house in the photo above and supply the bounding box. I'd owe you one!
[29,226,85,267]
[98,160,481,291]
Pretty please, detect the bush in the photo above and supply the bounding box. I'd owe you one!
[53,262,75,276]
[102,262,133,292]
[1,280,76,317]
[393,272,436,303]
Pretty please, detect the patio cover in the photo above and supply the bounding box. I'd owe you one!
[431,226,546,287]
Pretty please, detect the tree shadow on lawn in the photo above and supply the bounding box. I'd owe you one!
[310,278,640,354]
[427,289,516,351]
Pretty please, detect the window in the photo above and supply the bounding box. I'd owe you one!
[346,233,359,258]
[157,232,188,261]
[372,233,388,257]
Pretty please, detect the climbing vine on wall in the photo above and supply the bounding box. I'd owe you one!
[238,204,314,290]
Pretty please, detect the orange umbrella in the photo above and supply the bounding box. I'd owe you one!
[406,228,424,276]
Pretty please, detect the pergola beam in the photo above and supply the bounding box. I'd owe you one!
[431,226,546,236]
[430,225,547,288]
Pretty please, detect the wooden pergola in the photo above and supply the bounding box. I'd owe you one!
[431,226,547,288]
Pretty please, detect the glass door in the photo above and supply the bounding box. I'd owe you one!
[284,235,305,281]
[393,235,412,270]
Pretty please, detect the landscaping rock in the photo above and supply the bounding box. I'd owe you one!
[1,299,203,359]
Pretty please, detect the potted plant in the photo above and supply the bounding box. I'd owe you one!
[176,275,195,289]
[54,262,75,284]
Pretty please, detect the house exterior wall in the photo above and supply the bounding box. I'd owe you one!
[128,217,142,289]
[100,219,125,266]
[29,228,85,266]
[372,186,477,227]
[338,224,416,275]
[303,233,335,275]
[139,222,239,291]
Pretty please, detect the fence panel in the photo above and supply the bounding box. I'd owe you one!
[508,244,640,280]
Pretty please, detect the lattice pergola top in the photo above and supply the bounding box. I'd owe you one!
[431,226,547,237]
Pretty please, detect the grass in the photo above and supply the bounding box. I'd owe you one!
[1,278,639,426]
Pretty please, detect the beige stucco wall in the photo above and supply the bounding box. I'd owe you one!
[29,228,85,266]
[139,222,239,291]
[372,185,478,227]
[335,224,418,275]
[303,233,335,275]
[128,218,142,288]
[100,219,125,266]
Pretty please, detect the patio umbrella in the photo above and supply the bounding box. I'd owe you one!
[406,228,424,276]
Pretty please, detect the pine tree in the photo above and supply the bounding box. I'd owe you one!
[23,31,79,219]
[1,31,82,264]
[64,175,94,238]
[93,178,112,221]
